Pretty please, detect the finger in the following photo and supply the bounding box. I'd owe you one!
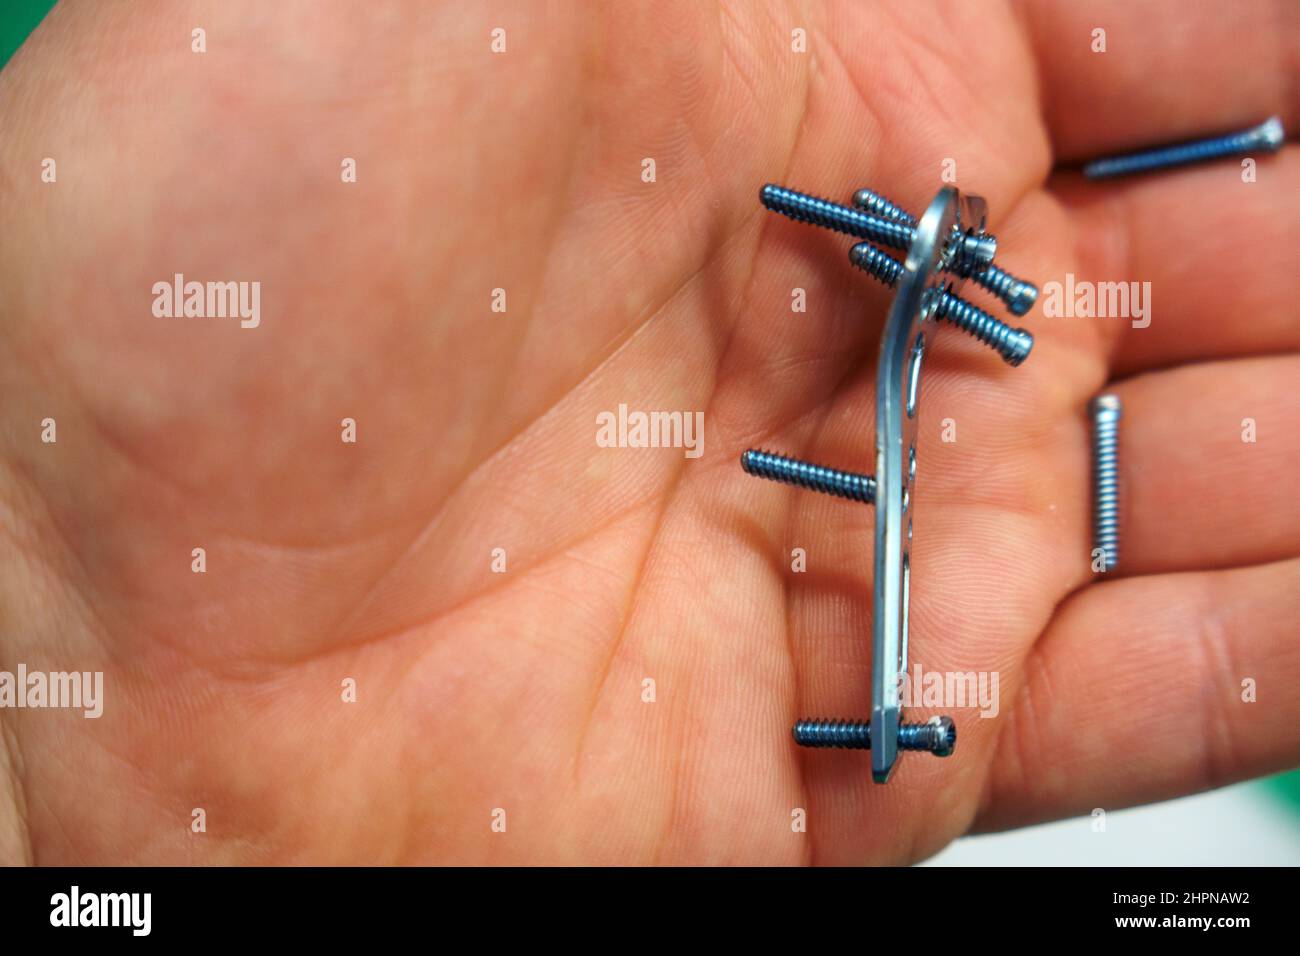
[974,556,1300,832]
[1018,0,1298,161]
[1046,147,1300,374]
[1101,354,1300,576]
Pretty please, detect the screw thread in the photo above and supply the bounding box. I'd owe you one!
[761,184,914,250]
[793,719,871,748]
[792,717,956,753]
[852,186,917,224]
[1090,395,1122,571]
[741,449,875,503]
[848,243,1033,366]
[1084,116,1284,179]
[847,240,906,285]
[933,291,1035,367]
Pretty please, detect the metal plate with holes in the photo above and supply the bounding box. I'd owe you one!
[870,187,964,783]
[753,180,1001,780]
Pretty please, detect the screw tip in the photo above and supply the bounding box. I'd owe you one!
[1081,159,1108,180]
[1089,393,1123,420]
[1094,547,1119,574]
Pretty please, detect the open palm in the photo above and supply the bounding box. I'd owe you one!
[1,0,1297,865]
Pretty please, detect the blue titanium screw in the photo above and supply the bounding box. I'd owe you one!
[762,183,915,248]
[793,716,956,756]
[761,184,1038,316]
[741,449,876,503]
[850,242,1033,366]
[1089,394,1122,572]
[1084,115,1284,179]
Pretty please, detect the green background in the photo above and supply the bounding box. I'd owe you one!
[0,0,54,70]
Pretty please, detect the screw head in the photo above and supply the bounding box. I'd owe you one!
[1257,115,1285,151]
[961,231,998,270]
[929,715,957,757]
[1004,278,1038,316]
[1003,328,1034,366]
[1089,393,1123,422]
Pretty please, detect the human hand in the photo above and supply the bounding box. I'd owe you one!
[1,0,1296,865]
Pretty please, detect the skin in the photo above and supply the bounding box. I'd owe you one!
[0,0,1297,866]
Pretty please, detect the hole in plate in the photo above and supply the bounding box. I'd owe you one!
[899,551,911,672]
[907,332,925,418]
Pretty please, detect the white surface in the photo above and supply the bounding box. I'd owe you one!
[924,783,1300,865]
